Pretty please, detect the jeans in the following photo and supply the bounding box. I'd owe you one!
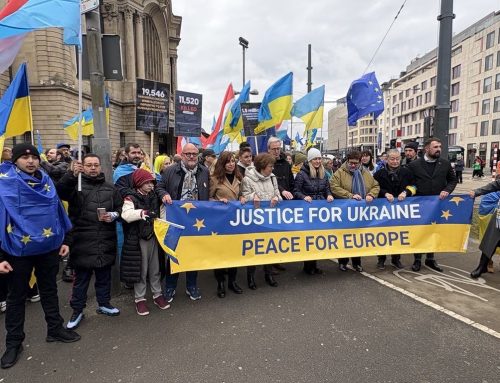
[70,265,112,312]
[165,258,198,289]
[4,251,64,348]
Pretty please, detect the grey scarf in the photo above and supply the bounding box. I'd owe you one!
[180,162,198,200]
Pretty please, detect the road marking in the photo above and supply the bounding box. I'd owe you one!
[393,264,500,302]
[329,259,500,339]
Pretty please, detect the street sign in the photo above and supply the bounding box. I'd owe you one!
[81,0,99,14]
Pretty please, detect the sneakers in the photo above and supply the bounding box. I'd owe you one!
[135,299,149,316]
[0,301,6,313]
[353,264,363,272]
[96,305,120,316]
[46,328,81,343]
[376,261,385,270]
[28,294,40,303]
[339,264,348,272]
[186,287,201,301]
[164,288,176,303]
[67,311,84,330]
[153,295,170,310]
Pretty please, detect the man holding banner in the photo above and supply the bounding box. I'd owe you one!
[408,137,457,272]
[156,143,209,302]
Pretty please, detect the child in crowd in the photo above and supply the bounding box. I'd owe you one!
[121,169,169,315]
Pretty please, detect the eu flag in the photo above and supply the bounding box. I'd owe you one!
[346,72,384,126]
[0,162,72,256]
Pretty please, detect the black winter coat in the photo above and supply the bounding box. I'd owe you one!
[273,153,294,197]
[156,162,210,201]
[120,192,160,284]
[373,165,416,198]
[407,157,457,196]
[57,172,123,269]
[293,163,332,200]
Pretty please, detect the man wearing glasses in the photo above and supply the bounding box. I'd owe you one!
[156,143,210,302]
[56,154,123,330]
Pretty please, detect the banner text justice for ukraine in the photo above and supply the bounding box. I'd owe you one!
[165,196,473,273]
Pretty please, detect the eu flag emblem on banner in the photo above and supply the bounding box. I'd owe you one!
[154,219,185,264]
[346,72,384,126]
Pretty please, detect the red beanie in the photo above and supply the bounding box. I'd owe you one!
[132,168,156,188]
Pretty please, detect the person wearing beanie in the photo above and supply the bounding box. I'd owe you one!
[294,148,334,275]
[0,143,79,369]
[402,141,419,166]
[292,152,307,176]
[56,154,123,330]
[121,168,169,315]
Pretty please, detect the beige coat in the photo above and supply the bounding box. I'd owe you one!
[330,162,380,199]
[209,175,241,201]
[241,166,282,201]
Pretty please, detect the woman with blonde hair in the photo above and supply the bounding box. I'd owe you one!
[294,148,334,274]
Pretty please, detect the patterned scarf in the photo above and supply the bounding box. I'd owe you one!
[352,168,366,198]
[180,162,198,201]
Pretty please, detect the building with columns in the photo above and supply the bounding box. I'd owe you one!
[0,0,182,156]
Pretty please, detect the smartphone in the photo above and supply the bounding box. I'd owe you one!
[97,208,107,220]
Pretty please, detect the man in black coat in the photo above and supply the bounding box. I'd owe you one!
[57,154,123,330]
[267,137,293,272]
[408,137,458,272]
[156,143,209,302]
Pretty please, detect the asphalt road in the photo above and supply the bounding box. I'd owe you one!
[0,247,499,383]
[1,168,498,383]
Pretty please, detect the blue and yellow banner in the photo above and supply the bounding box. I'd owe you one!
[163,195,473,273]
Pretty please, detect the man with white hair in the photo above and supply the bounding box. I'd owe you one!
[156,143,209,302]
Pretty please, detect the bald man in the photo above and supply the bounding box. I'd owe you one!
[156,143,209,302]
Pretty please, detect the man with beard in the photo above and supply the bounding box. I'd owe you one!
[401,141,419,166]
[156,143,209,302]
[113,143,143,198]
[408,137,457,272]
[40,148,69,183]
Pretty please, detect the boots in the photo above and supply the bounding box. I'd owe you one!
[265,274,278,287]
[471,253,490,279]
[216,281,225,298]
[247,273,257,290]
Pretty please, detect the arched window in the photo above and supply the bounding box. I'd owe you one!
[143,14,162,81]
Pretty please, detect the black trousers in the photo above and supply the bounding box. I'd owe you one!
[214,268,237,283]
[4,251,64,348]
[338,257,361,266]
[70,265,112,312]
[414,253,434,261]
[303,260,318,271]
[247,265,272,277]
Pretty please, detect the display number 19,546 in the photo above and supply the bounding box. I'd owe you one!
[141,88,166,98]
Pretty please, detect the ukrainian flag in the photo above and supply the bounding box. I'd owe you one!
[0,62,32,152]
[291,85,324,131]
[223,81,250,137]
[63,93,110,140]
[254,72,293,134]
[154,219,185,264]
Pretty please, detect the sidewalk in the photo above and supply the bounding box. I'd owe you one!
[453,168,493,195]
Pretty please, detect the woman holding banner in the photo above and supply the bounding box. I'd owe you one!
[241,153,282,288]
[294,148,334,275]
[209,152,245,298]
[330,150,380,272]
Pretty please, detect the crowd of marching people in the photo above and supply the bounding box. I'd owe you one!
[0,136,499,369]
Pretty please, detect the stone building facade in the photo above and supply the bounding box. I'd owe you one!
[383,11,500,167]
[0,0,181,156]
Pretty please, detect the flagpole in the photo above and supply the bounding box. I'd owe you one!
[25,62,35,145]
[77,30,83,191]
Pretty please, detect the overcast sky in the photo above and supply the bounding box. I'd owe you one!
[172,0,500,136]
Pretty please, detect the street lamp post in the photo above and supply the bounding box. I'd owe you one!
[239,37,249,88]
